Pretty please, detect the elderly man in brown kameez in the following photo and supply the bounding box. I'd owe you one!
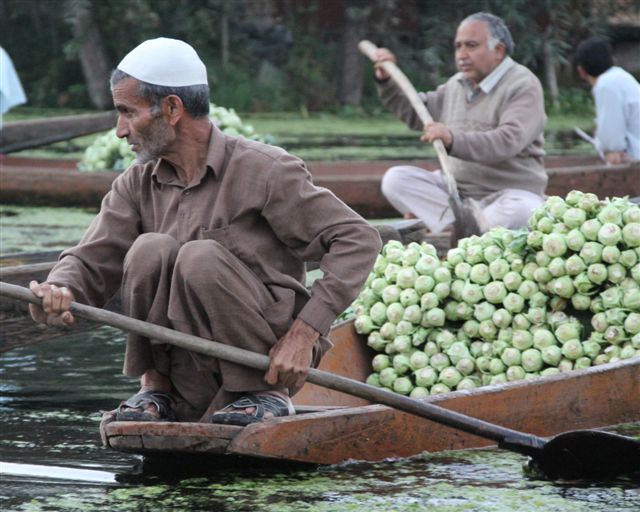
[29,38,381,425]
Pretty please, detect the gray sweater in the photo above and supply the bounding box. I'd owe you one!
[378,61,548,199]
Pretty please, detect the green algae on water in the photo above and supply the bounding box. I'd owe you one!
[10,447,640,512]
[0,205,96,255]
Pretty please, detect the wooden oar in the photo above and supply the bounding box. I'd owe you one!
[0,461,116,483]
[358,40,483,242]
[1,281,638,481]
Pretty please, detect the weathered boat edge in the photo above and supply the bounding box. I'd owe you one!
[193,356,640,463]
[2,157,637,215]
[101,356,640,464]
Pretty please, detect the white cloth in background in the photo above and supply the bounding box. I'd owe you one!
[381,166,544,233]
[0,46,27,114]
[593,66,640,161]
[1,46,27,129]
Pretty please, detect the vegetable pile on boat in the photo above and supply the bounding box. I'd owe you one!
[354,191,640,397]
[78,103,272,171]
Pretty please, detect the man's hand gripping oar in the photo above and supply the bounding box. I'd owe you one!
[28,280,75,327]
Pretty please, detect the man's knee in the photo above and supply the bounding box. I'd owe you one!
[381,166,411,199]
[174,240,231,284]
[125,233,179,272]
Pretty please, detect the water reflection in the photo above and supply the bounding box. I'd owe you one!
[1,326,639,511]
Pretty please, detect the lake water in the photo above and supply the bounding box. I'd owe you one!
[0,327,639,511]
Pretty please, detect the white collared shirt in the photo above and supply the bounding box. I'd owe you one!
[593,66,640,160]
[457,56,515,102]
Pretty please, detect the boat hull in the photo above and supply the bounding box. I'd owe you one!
[2,156,638,217]
[101,321,640,464]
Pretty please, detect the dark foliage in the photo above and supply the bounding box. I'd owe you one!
[1,0,637,111]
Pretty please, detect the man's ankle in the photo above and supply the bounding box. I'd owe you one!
[140,369,171,392]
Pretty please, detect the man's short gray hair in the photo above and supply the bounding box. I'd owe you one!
[462,12,514,56]
[110,69,210,118]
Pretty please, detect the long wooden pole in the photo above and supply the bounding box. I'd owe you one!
[0,281,542,451]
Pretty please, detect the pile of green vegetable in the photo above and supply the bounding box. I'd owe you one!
[354,191,640,397]
[78,103,273,171]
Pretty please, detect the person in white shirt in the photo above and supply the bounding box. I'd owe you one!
[576,37,640,164]
[0,46,27,129]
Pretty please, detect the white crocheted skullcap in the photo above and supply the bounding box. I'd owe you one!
[117,37,208,87]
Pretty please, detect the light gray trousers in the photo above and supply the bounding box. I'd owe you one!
[120,233,307,420]
[381,166,545,233]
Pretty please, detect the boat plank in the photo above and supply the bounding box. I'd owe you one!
[108,435,144,451]
[0,251,62,267]
[292,321,372,408]
[105,422,241,454]
[224,358,639,463]
[0,112,117,153]
[0,262,56,287]
[105,421,242,439]
[109,435,230,454]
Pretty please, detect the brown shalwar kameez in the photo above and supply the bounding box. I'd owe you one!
[46,123,382,420]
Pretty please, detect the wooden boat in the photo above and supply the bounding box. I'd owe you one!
[2,262,638,462]
[1,154,638,217]
[99,319,640,464]
[5,249,639,464]
[0,112,117,153]
[2,248,639,463]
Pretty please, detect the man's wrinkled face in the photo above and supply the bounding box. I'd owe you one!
[112,77,175,163]
[454,20,505,86]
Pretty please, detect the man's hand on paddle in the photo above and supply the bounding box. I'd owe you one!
[371,48,454,150]
[372,47,396,81]
[265,318,319,394]
[422,122,453,149]
[29,280,75,326]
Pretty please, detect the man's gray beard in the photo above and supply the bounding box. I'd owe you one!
[135,116,175,163]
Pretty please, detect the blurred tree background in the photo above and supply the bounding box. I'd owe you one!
[1,0,638,114]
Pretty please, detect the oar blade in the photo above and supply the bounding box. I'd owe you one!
[448,196,483,242]
[529,430,640,481]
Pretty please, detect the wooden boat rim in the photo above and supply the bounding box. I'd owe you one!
[1,157,636,176]
[104,355,640,434]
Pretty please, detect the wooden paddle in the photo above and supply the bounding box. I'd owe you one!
[358,40,483,242]
[1,281,638,481]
